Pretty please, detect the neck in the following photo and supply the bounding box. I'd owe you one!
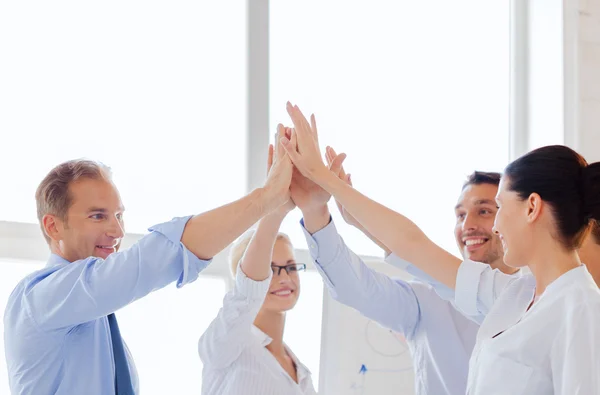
[527,241,581,296]
[49,244,70,262]
[254,308,286,355]
[489,257,520,275]
[584,243,600,287]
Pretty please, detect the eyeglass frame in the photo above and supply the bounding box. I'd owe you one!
[270,263,307,276]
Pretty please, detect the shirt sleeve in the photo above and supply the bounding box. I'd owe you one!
[22,216,211,331]
[385,253,457,302]
[301,218,421,338]
[551,302,600,395]
[454,259,516,319]
[198,267,271,369]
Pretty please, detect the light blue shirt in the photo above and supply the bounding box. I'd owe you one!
[3,216,211,395]
[301,218,479,395]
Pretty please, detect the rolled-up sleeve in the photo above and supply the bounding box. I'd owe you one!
[454,260,516,319]
[24,216,211,331]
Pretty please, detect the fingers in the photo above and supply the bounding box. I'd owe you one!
[310,113,320,144]
[286,102,311,144]
[326,146,347,179]
[267,144,274,174]
[275,124,286,160]
[280,131,301,165]
[329,153,347,177]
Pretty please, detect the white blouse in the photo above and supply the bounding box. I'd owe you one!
[455,260,600,395]
[198,268,318,395]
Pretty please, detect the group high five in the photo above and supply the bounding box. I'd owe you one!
[4,102,600,395]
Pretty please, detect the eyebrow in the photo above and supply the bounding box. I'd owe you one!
[455,199,497,210]
[271,260,296,265]
[87,206,126,213]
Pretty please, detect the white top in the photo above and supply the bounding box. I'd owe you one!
[198,268,317,395]
[455,260,600,395]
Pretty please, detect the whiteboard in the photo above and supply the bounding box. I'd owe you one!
[318,260,416,395]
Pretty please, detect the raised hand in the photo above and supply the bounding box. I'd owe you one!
[280,123,346,213]
[280,102,330,182]
[263,124,294,213]
[325,146,358,227]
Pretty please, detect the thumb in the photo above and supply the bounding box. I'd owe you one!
[280,135,301,165]
[346,173,353,186]
[267,144,274,174]
[329,153,347,177]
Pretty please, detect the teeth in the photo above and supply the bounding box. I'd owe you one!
[465,239,486,246]
[274,290,292,296]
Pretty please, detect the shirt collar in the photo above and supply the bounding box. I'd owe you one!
[251,325,273,347]
[46,253,70,268]
[250,325,312,380]
[544,264,592,295]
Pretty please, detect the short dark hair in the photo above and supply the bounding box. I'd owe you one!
[504,145,600,250]
[462,171,502,190]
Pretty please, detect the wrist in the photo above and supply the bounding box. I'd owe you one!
[257,186,284,214]
[302,205,331,234]
[269,206,292,221]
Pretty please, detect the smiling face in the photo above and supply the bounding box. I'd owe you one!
[261,238,301,313]
[47,178,125,262]
[491,176,534,268]
[454,183,504,264]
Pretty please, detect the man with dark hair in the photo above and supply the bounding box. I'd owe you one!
[292,144,519,395]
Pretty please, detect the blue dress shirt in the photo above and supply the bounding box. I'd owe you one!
[3,216,210,395]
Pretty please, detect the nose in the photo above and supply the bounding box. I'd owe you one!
[462,213,478,232]
[276,268,292,282]
[107,215,125,239]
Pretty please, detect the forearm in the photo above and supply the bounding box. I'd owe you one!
[181,188,271,260]
[240,210,287,281]
[314,169,460,289]
[354,221,392,256]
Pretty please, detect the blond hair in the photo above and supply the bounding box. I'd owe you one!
[35,159,112,243]
[229,229,293,277]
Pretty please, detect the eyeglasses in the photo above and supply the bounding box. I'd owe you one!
[271,263,306,276]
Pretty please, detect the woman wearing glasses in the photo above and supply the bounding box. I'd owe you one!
[198,137,317,395]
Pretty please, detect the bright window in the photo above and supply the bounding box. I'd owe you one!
[270,0,510,257]
[0,1,247,233]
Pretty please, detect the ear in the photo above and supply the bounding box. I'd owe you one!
[42,214,63,242]
[526,193,543,223]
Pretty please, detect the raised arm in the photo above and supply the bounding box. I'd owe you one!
[182,125,294,260]
[198,138,296,369]
[199,136,295,369]
[198,206,293,369]
[281,103,461,289]
[21,127,294,331]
